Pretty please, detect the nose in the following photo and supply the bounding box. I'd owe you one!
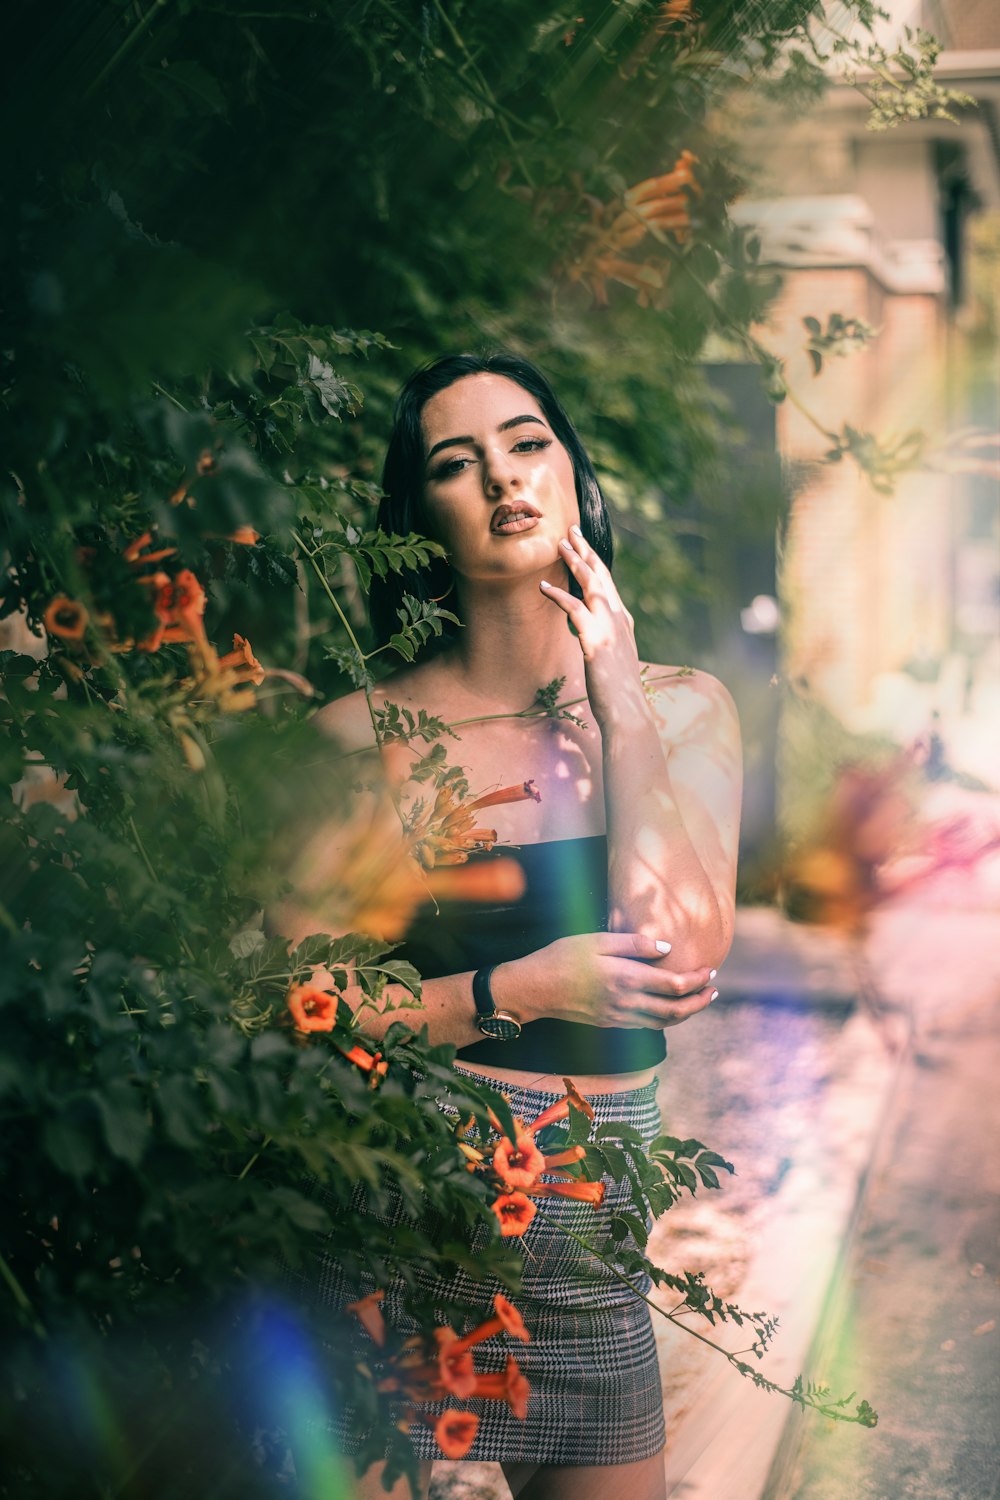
[482,442,521,500]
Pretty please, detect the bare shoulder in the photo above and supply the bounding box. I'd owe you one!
[311,686,377,754]
[311,661,449,756]
[640,663,740,745]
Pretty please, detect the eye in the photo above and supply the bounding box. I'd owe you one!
[432,455,473,479]
[513,437,550,453]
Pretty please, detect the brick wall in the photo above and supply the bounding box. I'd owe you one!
[939,0,1000,51]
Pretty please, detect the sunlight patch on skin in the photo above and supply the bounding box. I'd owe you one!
[646,672,715,743]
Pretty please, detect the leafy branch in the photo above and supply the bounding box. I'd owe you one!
[541,1213,878,1427]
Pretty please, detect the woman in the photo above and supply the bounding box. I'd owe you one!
[310,351,742,1500]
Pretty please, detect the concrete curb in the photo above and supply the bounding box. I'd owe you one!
[757,1020,913,1500]
[660,1002,903,1499]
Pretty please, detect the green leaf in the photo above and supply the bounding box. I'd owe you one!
[41,1114,98,1180]
[593,1142,631,1182]
[94,1084,151,1167]
[229,927,266,959]
[565,1102,593,1147]
[374,959,423,997]
[609,1210,649,1249]
[594,1121,644,1145]
[268,1186,334,1233]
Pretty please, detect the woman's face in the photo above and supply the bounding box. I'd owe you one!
[419,373,580,583]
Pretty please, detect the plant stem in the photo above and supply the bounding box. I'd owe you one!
[537,1210,873,1424]
[238,1136,272,1181]
[647,229,841,444]
[292,530,381,744]
[333,670,689,756]
[0,1251,47,1340]
[128,815,198,964]
[150,381,190,412]
[428,0,536,186]
[84,0,171,100]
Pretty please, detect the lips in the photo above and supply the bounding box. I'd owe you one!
[490,501,541,534]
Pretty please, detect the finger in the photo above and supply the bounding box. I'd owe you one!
[614,959,717,997]
[593,932,675,962]
[539,579,589,628]
[559,536,616,611]
[563,532,630,617]
[558,535,595,581]
[611,984,718,1026]
[567,524,612,580]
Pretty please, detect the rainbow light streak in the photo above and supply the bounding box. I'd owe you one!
[247,1299,354,1499]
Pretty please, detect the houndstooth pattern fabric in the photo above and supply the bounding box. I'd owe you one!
[294,1070,666,1466]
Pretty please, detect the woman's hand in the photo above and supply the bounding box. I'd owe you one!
[498,931,718,1031]
[540,524,644,726]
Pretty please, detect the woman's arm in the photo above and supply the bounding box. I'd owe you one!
[538,526,742,973]
[601,667,741,971]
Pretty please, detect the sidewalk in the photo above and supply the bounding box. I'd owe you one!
[660,787,1000,1500]
[763,902,1000,1500]
[656,908,899,1499]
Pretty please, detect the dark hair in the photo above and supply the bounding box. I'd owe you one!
[369,350,614,653]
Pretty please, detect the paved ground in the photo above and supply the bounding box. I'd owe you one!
[767,895,1000,1500]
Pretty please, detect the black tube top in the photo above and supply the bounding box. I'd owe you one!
[392,834,666,1074]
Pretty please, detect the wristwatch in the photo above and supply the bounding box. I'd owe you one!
[471,965,523,1042]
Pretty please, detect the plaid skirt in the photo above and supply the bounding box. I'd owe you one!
[297,1069,665,1467]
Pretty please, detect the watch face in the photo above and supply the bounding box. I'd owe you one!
[478,1014,522,1042]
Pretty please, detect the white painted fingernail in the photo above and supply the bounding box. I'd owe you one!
[710,989,719,1002]
[655,940,672,954]
[709,969,717,979]
[571,523,583,536]
[540,580,551,589]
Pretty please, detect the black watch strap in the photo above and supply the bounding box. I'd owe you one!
[472,964,501,1020]
[471,965,522,1041]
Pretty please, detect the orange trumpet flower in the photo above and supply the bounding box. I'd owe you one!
[336,1041,388,1081]
[286,982,338,1032]
[43,596,89,641]
[345,1290,386,1347]
[492,1130,546,1192]
[449,1294,530,1355]
[122,531,177,567]
[541,1144,587,1170]
[528,1179,606,1206]
[526,1078,596,1136]
[412,780,541,869]
[468,1355,531,1419]
[136,567,209,652]
[434,1331,478,1399]
[431,1409,479,1460]
[562,149,700,309]
[217,633,265,687]
[622,151,701,209]
[491,1192,537,1238]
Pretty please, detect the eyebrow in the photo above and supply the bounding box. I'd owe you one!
[425,414,547,465]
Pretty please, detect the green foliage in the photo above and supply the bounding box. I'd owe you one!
[0,0,927,1487]
[844,26,977,132]
[803,313,881,375]
[823,423,926,495]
